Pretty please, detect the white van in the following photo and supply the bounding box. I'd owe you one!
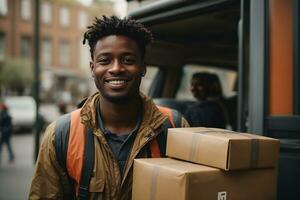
[4,96,36,131]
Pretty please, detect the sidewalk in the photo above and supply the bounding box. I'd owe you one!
[0,134,35,200]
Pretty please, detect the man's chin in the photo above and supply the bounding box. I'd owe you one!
[101,93,134,104]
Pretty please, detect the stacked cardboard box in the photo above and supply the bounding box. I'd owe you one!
[166,127,279,170]
[132,127,280,200]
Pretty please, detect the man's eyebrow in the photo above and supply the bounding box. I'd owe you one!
[95,52,111,58]
[94,51,138,59]
[122,52,137,56]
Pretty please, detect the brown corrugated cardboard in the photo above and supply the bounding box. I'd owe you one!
[132,158,277,200]
[166,127,280,170]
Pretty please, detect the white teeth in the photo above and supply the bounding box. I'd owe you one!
[108,80,126,85]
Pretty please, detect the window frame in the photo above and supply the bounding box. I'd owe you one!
[59,40,70,65]
[78,10,87,30]
[0,0,8,16]
[59,6,70,27]
[20,35,31,58]
[41,1,52,24]
[41,38,52,66]
[0,32,5,60]
[20,0,31,20]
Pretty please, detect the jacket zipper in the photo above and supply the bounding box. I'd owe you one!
[94,128,123,190]
[121,121,166,187]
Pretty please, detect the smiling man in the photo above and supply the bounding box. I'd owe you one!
[29,16,189,200]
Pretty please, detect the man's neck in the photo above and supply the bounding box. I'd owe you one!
[99,95,142,134]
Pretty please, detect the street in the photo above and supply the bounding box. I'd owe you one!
[0,133,35,200]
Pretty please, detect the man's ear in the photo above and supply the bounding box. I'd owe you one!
[90,62,94,77]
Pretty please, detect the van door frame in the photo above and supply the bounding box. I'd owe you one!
[292,0,300,115]
[238,0,250,132]
[263,0,300,138]
[247,0,268,135]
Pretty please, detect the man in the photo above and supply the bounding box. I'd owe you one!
[0,104,14,163]
[184,72,226,128]
[29,16,189,200]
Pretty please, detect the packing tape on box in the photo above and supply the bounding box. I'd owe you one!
[190,129,234,162]
[189,133,201,161]
[192,130,260,168]
[240,133,259,168]
[149,166,160,200]
[148,161,183,200]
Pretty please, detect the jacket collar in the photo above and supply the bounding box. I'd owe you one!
[79,92,168,135]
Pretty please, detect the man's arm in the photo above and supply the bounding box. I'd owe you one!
[28,122,67,200]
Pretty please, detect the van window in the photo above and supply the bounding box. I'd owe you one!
[140,66,159,95]
[176,65,237,100]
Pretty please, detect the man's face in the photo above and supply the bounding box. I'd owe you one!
[190,78,206,101]
[90,35,146,103]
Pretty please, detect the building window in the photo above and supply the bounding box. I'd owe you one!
[41,38,52,66]
[59,7,70,27]
[78,11,87,30]
[0,0,8,16]
[41,2,52,24]
[20,36,31,58]
[0,33,5,60]
[21,0,31,20]
[78,39,89,69]
[59,41,70,65]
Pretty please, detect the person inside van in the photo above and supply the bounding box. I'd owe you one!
[208,73,236,131]
[184,72,226,128]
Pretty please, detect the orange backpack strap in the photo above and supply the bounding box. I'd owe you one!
[157,106,176,127]
[55,108,94,200]
[150,139,161,158]
[150,106,182,158]
[67,109,85,188]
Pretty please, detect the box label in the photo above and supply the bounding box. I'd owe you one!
[218,191,227,200]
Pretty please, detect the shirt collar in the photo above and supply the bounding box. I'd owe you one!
[96,103,143,135]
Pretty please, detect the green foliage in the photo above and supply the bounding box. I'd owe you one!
[0,58,34,93]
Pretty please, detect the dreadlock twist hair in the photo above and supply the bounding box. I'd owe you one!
[83,16,153,59]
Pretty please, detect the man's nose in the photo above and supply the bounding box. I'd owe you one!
[108,59,125,74]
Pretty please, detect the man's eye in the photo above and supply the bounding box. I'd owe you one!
[123,57,135,65]
[98,58,110,65]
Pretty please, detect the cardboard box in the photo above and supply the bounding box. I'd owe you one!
[166,127,280,170]
[132,158,277,200]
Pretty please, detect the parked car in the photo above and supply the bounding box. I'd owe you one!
[4,96,36,132]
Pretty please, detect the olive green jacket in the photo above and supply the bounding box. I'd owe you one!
[29,92,189,200]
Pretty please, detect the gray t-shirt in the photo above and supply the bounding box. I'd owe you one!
[96,105,142,175]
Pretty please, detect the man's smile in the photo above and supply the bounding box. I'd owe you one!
[104,77,131,89]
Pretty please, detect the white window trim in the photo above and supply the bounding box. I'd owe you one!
[41,2,52,24]
[0,0,8,16]
[60,41,70,65]
[78,10,87,30]
[41,39,52,66]
[21,0,31,20]
[59,7,70,27]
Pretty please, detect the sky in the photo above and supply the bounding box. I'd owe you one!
[77,0,93,6]
[77,0,128,17]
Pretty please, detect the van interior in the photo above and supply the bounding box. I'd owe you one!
[129,0,300,199]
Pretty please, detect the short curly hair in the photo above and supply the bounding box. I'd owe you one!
[83,16,153,59]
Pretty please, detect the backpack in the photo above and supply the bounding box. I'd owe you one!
[54,106,182,200]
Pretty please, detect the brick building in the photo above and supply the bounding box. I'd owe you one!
[0,0,114,103]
